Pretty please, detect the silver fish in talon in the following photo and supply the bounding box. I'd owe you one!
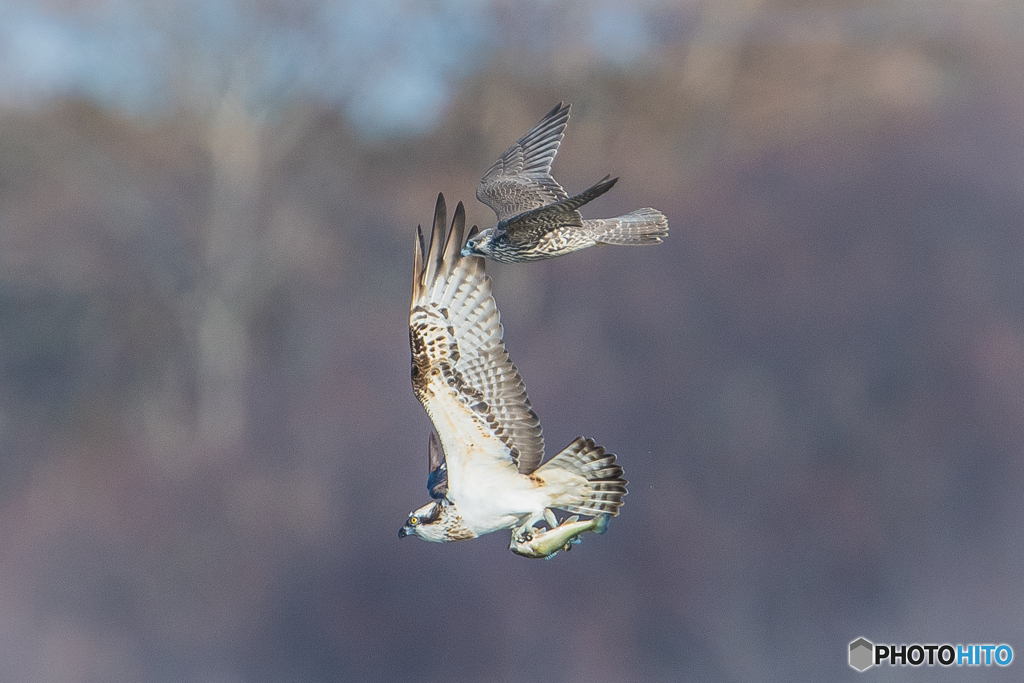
[510,513,611,559]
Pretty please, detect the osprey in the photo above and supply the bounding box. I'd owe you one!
[400,194,627,544]
[462,102,669,263]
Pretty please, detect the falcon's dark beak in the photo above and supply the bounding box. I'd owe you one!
[461,225,485,258]
[461,239,484,258]
[399,525,414,539]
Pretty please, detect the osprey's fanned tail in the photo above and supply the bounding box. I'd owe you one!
[535,437,627,517]
[584,207,669,246]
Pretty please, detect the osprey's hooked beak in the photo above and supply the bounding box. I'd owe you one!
[398,525,414,539]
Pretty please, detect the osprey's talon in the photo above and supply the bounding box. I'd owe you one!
[513,525,535,544]
[509,514,612,559]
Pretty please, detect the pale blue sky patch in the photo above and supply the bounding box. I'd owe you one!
[346,65,451,138]
[590,6,655,68]
[2,14,81,97]
[0,0,656,136]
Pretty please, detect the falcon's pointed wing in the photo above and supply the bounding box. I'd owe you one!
[504,175,619,245]
[477,102,570,223]
[410,194,545,478]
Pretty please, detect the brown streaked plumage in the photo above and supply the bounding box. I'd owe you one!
[463,102,669,262]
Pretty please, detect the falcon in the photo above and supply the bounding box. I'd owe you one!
[400,194,627,545]
[461,101,668,262]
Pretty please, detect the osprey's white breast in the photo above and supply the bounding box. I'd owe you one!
[425,387,546,535]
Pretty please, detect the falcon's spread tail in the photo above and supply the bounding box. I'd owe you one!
[585,208,669,246]
[536,437,627,517]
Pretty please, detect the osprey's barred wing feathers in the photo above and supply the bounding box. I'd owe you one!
[477,102,570,223]
[410,194,545,475]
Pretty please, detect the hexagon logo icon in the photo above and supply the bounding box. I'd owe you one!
[849,637,874,671]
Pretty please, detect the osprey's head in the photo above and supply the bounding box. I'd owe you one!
[399,500,449,542]
[460,227,501,259]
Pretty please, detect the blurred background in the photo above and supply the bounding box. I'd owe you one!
[1,0,1023,681]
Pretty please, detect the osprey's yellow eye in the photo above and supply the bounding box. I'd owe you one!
[409,517,419,525]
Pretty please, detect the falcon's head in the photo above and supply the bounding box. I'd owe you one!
[399,499,474,542]
[460,226,505,259]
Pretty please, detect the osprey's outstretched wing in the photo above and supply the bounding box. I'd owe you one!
[477,102,570,223]
[410,194,545,480]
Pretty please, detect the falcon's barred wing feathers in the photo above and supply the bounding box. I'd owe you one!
[477,102,570,222]
[504,175,619,245]
[410,194,545,476]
